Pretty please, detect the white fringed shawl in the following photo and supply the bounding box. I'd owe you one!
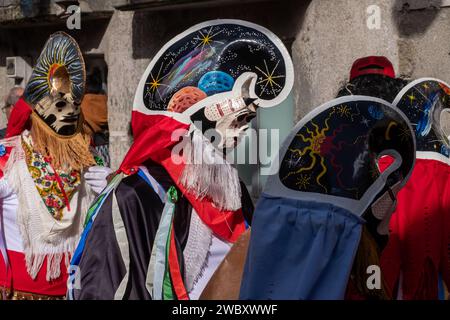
[3,132,95,281]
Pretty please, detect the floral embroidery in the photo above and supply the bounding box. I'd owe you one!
[22,134,81,220]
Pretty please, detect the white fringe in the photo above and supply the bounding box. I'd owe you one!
[183,209,213,292]
[179,129,242,212]
[3,133,95,281]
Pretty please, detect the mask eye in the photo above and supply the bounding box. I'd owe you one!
[245,113,256,122]
[55,101,66,108]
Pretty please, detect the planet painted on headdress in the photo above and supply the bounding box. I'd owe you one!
[368,105,384,120]
[198,71,235,96]
[167,86,207,113]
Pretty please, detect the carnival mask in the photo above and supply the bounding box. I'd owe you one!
[264,96,416,221]
[191,77,258,150]
[24,32,86,136]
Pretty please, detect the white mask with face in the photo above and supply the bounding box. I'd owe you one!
[23,32,85,137]
[35,90,81,136]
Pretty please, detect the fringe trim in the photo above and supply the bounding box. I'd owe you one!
[30,112,95,171]
[179,129,242,212]
[183,210,213,292]
[5,148,94,281]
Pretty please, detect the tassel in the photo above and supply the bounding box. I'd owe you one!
[29,111,95,171]
[179,129,241,212]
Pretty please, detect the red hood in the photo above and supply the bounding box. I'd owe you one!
[119,111,246,243]
[6,98,32,138]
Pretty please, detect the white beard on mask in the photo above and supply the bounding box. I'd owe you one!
[179,129,242,212]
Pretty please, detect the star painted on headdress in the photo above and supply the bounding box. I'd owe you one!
[255,59,285,96]
[286,152,303,169]
[336,105,352,118]
[408,93,416,104]
[295,174,311,190]
[194,27,225,51]
[145,63,172,100]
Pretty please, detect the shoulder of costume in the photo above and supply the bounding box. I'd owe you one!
[0,134,23,179]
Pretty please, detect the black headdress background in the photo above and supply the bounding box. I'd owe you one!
[142,23,288,111]
[279,99,415,200]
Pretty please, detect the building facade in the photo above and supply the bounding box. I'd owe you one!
[1,0,449,194]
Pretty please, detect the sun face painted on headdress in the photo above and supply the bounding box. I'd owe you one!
[393,79,450,156]
[24,32,85,136]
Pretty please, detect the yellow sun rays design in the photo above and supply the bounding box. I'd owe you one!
[282,113,333,193]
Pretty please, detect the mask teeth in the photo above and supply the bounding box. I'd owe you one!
[205,97,248,122]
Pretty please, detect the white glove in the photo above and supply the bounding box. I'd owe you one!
[84,166,113,194]
[0,178,15,199]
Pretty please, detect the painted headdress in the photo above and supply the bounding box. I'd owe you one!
[8,32,86,138]
[24,32,85,108]
[5,32,94,171]
[268,96,415,218]
[240,96,416,300]
[119,20,293,243]
[26,31,85,136]
[131,19,294,144]
[393,78,450,159]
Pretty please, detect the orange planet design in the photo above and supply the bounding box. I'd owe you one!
[167,86,207,113]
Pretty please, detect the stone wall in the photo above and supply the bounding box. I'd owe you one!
[0,0,449,167]
[291,0,450,122]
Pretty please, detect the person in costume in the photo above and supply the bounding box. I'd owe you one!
[380,78,450,300]
[338,57,450,299]
[201,56,415,300]
[81,68,110,167]
[239,93,416,299]
[336,56,410,299]
[0,32,111,300]
[68,20,294,300]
